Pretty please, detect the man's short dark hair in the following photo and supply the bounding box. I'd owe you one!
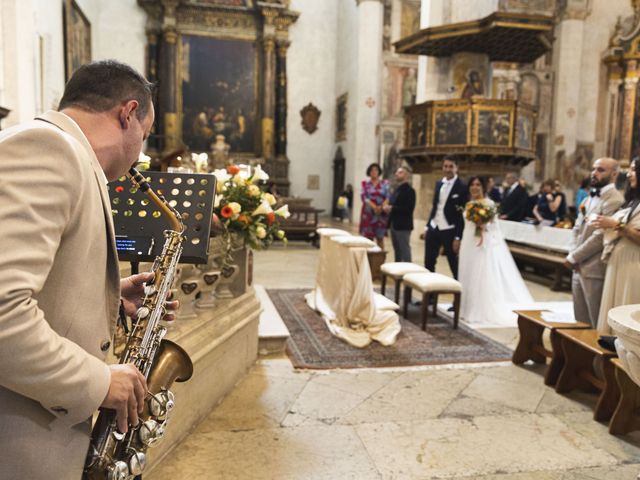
[442,156,458,165]
[58,60,154,121]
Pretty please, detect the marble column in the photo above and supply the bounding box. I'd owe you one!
[620,60,638,164]
[261,30,276,161]
[146,29,161,152]
[275,41,289,159]
[605,62,623,159]
[352,0,384,225]
[550,15,586,180]
[159,28,178,153]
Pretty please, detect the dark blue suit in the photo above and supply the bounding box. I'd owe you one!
[424,177,468,278]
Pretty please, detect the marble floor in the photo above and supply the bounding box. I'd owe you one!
[149,223,640,479]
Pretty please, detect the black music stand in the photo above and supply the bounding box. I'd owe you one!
[108,171,216,266]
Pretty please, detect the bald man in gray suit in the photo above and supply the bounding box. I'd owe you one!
[564,158,624,327]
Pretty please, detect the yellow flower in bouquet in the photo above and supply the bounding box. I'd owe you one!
[465,200,497,237]
[211,164,288,265]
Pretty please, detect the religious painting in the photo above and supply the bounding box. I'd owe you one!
[63,0,91,81]
[336,93,347,141]
[451,54,488,99]
[180,35,257,154]
[434,111,467,145]
[409,113,426,147]
[518,73,540,107]
[516,114,533,150]
[477,110,511,146]
[384,64,418,119]
[400,0,421,39]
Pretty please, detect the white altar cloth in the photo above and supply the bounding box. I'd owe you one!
[498,220,574,253]
[306,233,401,348]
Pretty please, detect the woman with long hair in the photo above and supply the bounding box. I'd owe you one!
[592,158,640,333]
[359,163,390,250]
[458,176,533,327]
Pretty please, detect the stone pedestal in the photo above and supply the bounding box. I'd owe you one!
[146,289,261,473]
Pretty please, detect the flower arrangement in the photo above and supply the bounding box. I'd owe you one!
[211,164,289,264]
[464,199,497,239]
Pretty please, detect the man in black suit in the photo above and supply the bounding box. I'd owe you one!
[499,172,528,222]
[423,157,468,278]
[384,166,416,261]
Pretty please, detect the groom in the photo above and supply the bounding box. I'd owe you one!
[423,157,468,278]
[564,157,623,327]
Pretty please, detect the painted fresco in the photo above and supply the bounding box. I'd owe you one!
[181,35,257,153]
[434,111,467,145]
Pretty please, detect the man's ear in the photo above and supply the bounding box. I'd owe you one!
[119,100,140,129]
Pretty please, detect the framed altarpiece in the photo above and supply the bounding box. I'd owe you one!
[137,0,298,195]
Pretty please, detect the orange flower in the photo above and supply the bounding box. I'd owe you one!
[227,165,240,175]
[221,205,233,219]
[266,212,275,225]
[238,214,250,223]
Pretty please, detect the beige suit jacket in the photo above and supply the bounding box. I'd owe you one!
[0,111,120,479]
[570,186,624,279]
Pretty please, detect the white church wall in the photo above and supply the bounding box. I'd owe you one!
[578,0,633,158]
[287,0,339,211]
[448,0,498,24]
[335,0,360,217]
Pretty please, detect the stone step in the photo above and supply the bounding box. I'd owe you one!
[255,284,290,356]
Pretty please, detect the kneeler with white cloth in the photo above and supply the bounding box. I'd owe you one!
[306,228,401,348]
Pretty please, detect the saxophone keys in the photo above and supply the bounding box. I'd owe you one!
[128,451,147,476]
[144,284,156,296]
[107,460,129,480]
[139,419,160,446]
[136,306,150,319]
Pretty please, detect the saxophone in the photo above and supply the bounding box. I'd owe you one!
[84,168,194,480]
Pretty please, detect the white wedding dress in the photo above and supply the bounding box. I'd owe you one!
[458,199,533,327]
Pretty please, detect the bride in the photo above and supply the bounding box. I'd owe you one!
[459,176,533,327]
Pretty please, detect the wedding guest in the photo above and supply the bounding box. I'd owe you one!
[554,180,568,221]
[459,176,532,326]
[575,177,590,209]
[338,184,353,223]
[533,179,563,225]
[564,158,623,328]
[383,166,416,262]
[592,158,640,333]
[487,176,502,203]
[423,157,467,278]
[499,172,528,221]
[360,163,390,250]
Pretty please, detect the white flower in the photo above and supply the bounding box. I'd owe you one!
[252,199,273,216]
[256,226,267,239]
[274,204,290,219]
[212,168,231,183]
[251,164,270,183]
[214,194,223,208]
[248,184,261,197]
[233,174,246,185]
[264,192,277,206]
[228,202,242,214]
[138,152,151,163]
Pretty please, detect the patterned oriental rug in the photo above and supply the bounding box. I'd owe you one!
[267,289,513,370]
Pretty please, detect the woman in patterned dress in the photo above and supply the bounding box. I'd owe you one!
[359,163,390,249]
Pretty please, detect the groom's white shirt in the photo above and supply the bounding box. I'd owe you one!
[431,175,457,231]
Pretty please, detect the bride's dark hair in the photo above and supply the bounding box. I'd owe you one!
[467,176,486,195]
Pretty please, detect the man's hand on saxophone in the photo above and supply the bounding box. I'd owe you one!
[101,364,148,433]
[121,272,180,322]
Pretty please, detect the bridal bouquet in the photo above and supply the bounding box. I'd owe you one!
[465,200,497,239]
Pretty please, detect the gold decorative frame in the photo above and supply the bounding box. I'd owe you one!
[63,0,91,81]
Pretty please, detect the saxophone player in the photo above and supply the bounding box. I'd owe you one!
[0,60,176,479]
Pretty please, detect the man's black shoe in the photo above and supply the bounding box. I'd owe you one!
[597,335,617,353]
